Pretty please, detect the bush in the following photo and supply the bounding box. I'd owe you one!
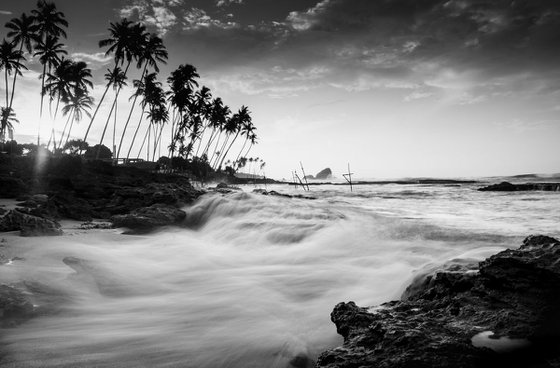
[84,144,112,160]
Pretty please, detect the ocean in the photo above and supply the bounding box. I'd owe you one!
[1,180,559,367]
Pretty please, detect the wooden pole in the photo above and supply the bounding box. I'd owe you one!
[343,163,353,192]
[300,161,310,191]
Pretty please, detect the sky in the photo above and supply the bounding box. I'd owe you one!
[1,0,559,180]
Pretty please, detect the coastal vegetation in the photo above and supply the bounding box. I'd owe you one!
[0,0,260,179]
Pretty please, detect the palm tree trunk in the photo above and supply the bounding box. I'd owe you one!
[7,42,23,112]
[202,128,217,158]
[126,110,144,161]
[63,116,76,149]
[5,69,9,107]
[39,63,46,117]
[213,134,231,169]
[243,142,254,159]
[116,62,147,159]
[57,113,73,150]
[97,91,119,159]
[234,138,249,164]
[153,124,164,162]
[82,82,110,144]
[218,131,240,171]
[210,130,224,166]
[136,123,150,160]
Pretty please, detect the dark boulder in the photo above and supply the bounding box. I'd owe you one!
[317,235,560,368]
[0,209,62,236]
[315,168,332,180]
[111,204,186,230]
[479,181,560,191]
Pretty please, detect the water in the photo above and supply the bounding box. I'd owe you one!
[1,182,559,367]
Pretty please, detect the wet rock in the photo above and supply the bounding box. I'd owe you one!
[317,235,560,368]
[111,204,186,230]
[0,284,34,327]
[253,189,316,200]
[478,181,560,191]
[0,209,62,236]
[79,221,113,230]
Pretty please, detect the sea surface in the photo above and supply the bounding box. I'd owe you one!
[1,179,559,367]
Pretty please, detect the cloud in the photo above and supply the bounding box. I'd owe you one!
[0,10,12,15]
[216,0,244,8]
[71,52,113,69]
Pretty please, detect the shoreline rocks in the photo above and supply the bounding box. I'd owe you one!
[317,235,560,368]
[479,181,560,192]
[111,204,187,231]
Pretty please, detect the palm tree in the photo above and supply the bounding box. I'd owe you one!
[193,86,212,157]
[234,122,257,163]
[217,106,251,170]
[82,18,140,145]
[5,13,39,111]
[166,64,199,164]
[61,88,93,148]
[44,57,73,120]
[97,67,127,156]
[33,35,66,118]
[31,0,68,118]
[0,107,17,142]
[202,97,226,158]
[0,39,27,108]
[116,32,167,160]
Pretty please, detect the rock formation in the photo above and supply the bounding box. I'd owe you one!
[315,168,332,180]
[317,235,560,368]
[479,181,560,191]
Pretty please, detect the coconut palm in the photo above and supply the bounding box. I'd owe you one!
[61,88,93,148]
[117,32,167,160]
[97,67,127,156]
[33,35,66,116]
[217,106,251,171]
[0,39,27,108]
[0,107,17,142]
[82,19,141,145]
[31,0,68,118]
[44,57,73,119]
[5,13,39,111]
[234,122,257,163]
[166,64,199,163]
[202,97,226,158]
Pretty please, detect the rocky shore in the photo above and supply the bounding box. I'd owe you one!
[479,181,560,191]
[317,235,560,368]
[0,156,203,235]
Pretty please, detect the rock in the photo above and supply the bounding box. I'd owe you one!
[317,235,560,368]
[111,204,187,230]
[0,209,62,236]
[253,189,316,200]
[0,176,28,198]
[315,168,332,180]
[79,221,113,230]
[479,181,560,191]
[0,284,35,327]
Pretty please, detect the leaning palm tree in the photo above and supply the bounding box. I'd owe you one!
[217,106,251,171]
[0,107,17,142]
[0,39,27,108]
[31,0,68,117]
[116,32,167,160]
[5,13,39,111]
[234,122,257,163]
[33,34,66,145]
[166,64,199,164]
[97,67,127,155]
[81,18,136,145]
[61,88,93,149]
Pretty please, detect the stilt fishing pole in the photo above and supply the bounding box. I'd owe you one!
[343,163,353,192]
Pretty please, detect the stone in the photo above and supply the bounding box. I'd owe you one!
[315,168,332,180]
[478,181,560,191]
[111,204,187,230]
[317,235,560,368]
[0,209,62,237]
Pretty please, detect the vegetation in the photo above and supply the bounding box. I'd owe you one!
[0,0,260,180]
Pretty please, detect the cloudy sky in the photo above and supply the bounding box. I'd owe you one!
[1,0,559,179]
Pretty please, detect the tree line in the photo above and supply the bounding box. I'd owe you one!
[0,0,258,172]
